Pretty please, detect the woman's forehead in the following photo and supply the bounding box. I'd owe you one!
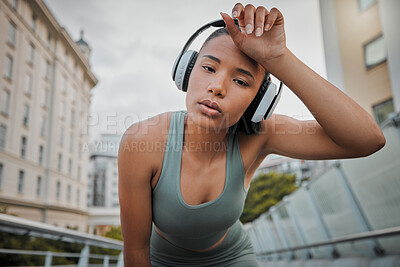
[199,35,261,72]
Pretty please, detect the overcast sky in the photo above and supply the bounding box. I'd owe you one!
[43,0,326,142]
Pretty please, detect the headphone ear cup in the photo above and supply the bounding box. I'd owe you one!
[182,52,198,92]
[242,75,271,123]
[174,50,198,92]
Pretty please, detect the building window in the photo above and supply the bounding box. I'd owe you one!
[5,55,13,80]
[68,158,72,175]
[0,163,3,189]
[59,101,65,119]
[77,165,81,181]
[62,76,68,94]
[40,116,46,137]
[364,34,386,70]
[59,126,64,146]
[11,0,18,10]
[56,181,61,200]
[64,50,68,65]
[27,43,35,65]
[47,32,52,49]
[359,0,376,10]
[1,89,10,115]
[38,145,44,165]
[45,61,50,80]
[42,88,48,108]
[71,86,76,104]
[21,136,27,158]
[18,170,24,193]
[79,143,82,159]
[76,189,80,205]
[70,133,74,152]
[31,13,37,31]
[0,125,6,150]
[25,74,32,95]
[36,176,42,197]
[23,104,29,127]
[58,153,62,172]
[8,21,17,46]
[67,184,71,203]
[373,98,395,125]
[71,110,75,128]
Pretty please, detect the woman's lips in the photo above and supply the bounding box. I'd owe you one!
[198,103,222,117]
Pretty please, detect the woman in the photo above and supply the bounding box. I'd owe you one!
[118,3,386,266]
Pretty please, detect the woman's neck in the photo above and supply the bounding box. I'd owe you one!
[183,113,230,165]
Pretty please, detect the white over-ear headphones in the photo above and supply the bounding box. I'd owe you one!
[172,19,283,123]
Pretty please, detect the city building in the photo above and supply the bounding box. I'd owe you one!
[255,0,400,183]
[0,0,97,231]
[319,0,400,123]
[255,154,336,185]
[87,134,121,235]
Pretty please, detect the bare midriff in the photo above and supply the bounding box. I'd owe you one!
[153,224,230,252]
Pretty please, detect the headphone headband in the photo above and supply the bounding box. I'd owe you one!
[172,19,239,80]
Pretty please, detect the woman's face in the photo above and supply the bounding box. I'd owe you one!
[185,34,265,133]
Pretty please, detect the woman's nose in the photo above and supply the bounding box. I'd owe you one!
[207,75,227,97]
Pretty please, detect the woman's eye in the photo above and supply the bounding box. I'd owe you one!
[202,66,215,73]
[234,79,248,87]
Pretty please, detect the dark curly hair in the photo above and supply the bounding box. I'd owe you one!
[198,27,269,135]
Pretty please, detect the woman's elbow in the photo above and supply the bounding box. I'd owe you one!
[362,129,386,156]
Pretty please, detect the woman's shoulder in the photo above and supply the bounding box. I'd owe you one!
[120,111,174,146]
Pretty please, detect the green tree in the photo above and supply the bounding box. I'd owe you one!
[240,171,299,223]
[105,225,123,241]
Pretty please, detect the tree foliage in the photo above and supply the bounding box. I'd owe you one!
[240,171,299,223]
[105,225,123,241]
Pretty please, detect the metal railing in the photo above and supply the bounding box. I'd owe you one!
[245,112,400,262]
[0,213,124,267]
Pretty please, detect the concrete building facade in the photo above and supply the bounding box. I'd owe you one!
[0,0,97,231]
[319,0,400,124]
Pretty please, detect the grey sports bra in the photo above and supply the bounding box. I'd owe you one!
[152,110,249,250]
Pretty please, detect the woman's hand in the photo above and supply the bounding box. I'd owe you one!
[220,3,286,66]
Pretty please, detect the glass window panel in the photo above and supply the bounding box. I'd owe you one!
[25,74,32,95]
[8,21,17,46]
[0,163,3,189]
[341,125,400,253]
[27,44,35,64]
[18,170,24,193]
[56,181,61,200]
[364,35,386,69]
[23,104,29,126]
[5,55,13,80]
[1,90,10,114]
[359,0,376,10]
[373,98,394,125]
[310,168,368,256]
[277,204,301,247]
[36,176,42,197]
[0,125,6,150]
[290,189,330,257]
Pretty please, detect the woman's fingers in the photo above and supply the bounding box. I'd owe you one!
[232,3,245,32]
[265,8,283,31]
[255,6,268,37]
[243,4,256,34]
[231,4,273,37]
